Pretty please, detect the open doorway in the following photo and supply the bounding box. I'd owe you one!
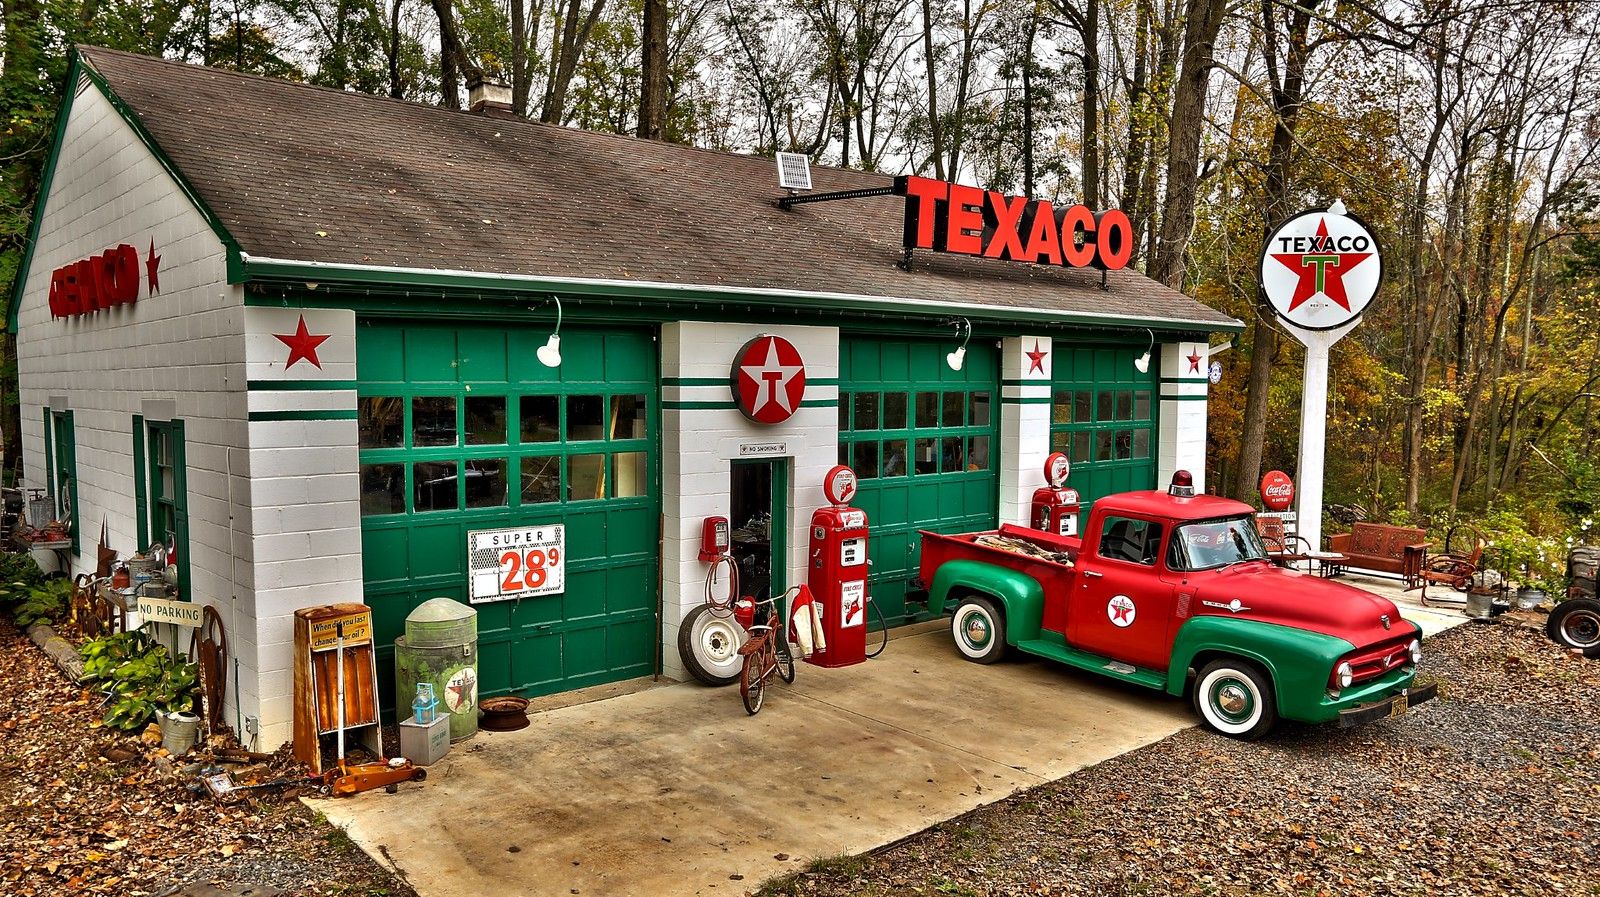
[729,459,787,606]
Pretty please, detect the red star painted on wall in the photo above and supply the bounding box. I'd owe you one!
[1187,350,1202,373]
[1025,340,1048,375]
[145,240,161,294]
[1269,218,1372,312]
[274,315,331,370]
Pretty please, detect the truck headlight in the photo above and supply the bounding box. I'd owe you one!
[1336,662,1354,689]
[1408,639,1423,664]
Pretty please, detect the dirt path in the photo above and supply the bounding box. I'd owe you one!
[0,615,415,897]
[758,622,1600,897]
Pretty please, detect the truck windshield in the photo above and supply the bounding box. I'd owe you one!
[1168,516,1269,571]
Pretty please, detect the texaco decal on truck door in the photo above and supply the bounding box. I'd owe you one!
[468,525,566,603]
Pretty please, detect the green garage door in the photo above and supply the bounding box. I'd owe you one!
[356,321,659,710]
[1049,344,1158,506]
[838,337,998,626]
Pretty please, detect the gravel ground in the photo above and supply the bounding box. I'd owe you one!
[758,621,1600,897]
[0,614,417,897]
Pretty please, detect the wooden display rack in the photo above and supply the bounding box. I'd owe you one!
[293,604,382,775]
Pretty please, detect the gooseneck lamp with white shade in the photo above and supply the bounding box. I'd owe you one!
[537,295,563,367]
[1133,328,1154,374]
[946,318,972,371]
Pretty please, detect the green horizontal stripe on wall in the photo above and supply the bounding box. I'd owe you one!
[1157,394,1209,402]
[663,376,839,387]
[1000,396,1053,405]
[664,398,837,411]
[248,409,359,422]
[1157,377,1208,384]
[248,379,358,391]
[1000,378,1054,387]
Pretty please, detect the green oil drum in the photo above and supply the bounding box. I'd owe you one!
[394,597,478,742]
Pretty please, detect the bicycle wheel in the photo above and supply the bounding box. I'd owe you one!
[776,636,796,684]
[740,646,767,715]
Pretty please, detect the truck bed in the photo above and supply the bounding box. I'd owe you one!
[919,524,1080,595]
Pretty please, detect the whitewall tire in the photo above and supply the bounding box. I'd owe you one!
[679,604,746,686]
[1194,659,1277,740]
[951,597,1006,664]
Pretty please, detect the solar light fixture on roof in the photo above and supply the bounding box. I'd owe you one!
[775,152,813,191]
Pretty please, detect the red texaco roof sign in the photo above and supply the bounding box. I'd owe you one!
[731,335,807,424]
[1259,207,1382,331]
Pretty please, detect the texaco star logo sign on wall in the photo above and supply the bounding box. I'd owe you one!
[1259,205,1383,331]
[731,335,807,424]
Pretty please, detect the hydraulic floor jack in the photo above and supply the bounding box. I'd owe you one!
[322,621,425,796]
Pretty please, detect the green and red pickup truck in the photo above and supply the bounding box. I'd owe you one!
[918,474,1436,739]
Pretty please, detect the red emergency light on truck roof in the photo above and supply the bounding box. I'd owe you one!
[1169,470,1195,497]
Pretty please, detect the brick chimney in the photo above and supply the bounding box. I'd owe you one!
[467,77,515,117]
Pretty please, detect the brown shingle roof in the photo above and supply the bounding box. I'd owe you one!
[78,46,1238,331]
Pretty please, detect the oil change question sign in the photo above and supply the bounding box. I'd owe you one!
[468,525,566,603]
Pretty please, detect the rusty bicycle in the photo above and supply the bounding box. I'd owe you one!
[737,589,796,714]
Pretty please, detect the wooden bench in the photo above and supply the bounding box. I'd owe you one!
[1325,523,1429,582]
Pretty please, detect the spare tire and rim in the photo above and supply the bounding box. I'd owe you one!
[679,603,747,686]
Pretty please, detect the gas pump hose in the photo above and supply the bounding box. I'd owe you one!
[867,597,888,658]
[703,553,739,613]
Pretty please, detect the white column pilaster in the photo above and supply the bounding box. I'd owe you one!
[998,336,1054,525]
[1158,341,1209,493]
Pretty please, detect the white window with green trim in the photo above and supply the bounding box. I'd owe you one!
[42,408,79,552]
[133,415,190,598]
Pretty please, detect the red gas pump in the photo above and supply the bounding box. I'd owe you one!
[1030,452,1081,536]
[806,465,869,668]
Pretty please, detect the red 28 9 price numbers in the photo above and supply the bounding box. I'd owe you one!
[469,525,566,603]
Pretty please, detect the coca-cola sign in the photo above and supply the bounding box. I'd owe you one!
[1260,470,1295,511]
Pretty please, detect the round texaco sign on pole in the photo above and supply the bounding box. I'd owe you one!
[1259,204,1382,332]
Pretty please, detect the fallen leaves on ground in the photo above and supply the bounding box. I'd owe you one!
[0,615,414,897]
[757,622,1600,897]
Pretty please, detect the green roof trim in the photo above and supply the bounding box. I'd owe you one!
[240,256,1245,335]
[6,48,245,334]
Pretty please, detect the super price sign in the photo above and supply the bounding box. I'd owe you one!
[468,525,566,604]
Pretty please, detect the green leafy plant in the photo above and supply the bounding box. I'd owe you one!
[80,631,200,731]
[8,577,72,627]
[0,551,45,591]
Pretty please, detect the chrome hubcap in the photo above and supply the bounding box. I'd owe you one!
[1217,683,1247,715]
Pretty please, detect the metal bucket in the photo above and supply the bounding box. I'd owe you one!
[1464,589,1495,620]
[395,598,478,742]
[159,710,200,755]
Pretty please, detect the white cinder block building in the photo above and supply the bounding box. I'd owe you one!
[9,47,1240,748]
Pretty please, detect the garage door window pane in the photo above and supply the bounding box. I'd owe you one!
[1096,431,1114,461]
[413,397,456,447]
[881,439,908,477]
[1073,432,1091,463]
[884,393,908,429]
[970,392,991,427]
[1075,392,1092,423]
[1134,429,1150,459]
[521,395,559,443]
[413,461,459,511]
[521,456,560,505]
[359,397,403,448]
[465,396,506,445]
[853,393,880,430]
[914,438,938,474]
[614,451,648,497]
[1052,392,1073,424]
[567,454,605,501]
[568,396,605,441]
[941,436,965,471]
[465,459,507,508]
[1117,392,1133,421]
[853,441,880,479]
[610,395,648,440]
[1051,431,1070,454]
[1096,391,1114,422]
[1134,391,1152,421]
[942,392,964,426]
[915,393,939,428]
[1115,430,1133,460]
[838,396,851,430]
[967,436,990,471]
[360,463,405,515]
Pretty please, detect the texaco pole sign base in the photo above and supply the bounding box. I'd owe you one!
[1260,201,1382,555]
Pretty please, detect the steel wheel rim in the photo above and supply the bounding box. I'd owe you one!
[1210,676,1255,724]
[1561,609,1600,648]
[699,617,742,665]
[958,608,991,651]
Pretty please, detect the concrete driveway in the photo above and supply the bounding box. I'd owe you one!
[314,578,1463,897]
